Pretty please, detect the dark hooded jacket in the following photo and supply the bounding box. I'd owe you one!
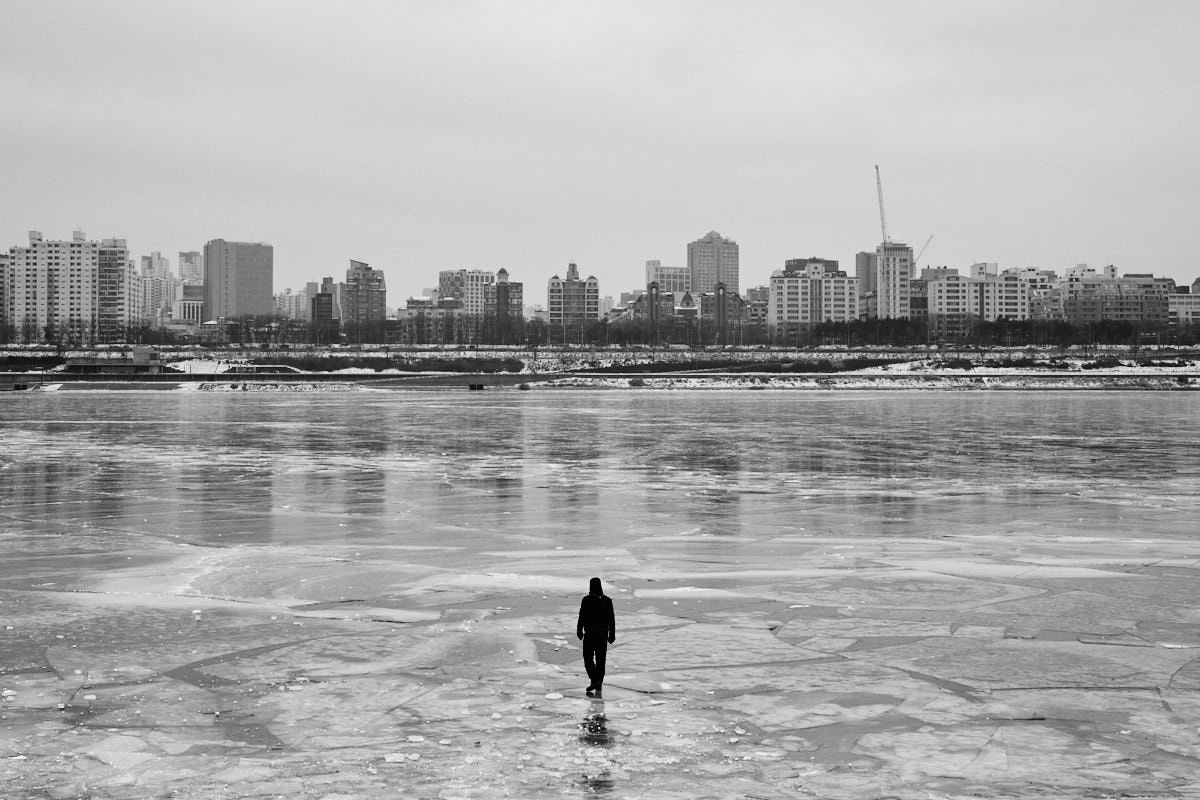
[577,577,615,643]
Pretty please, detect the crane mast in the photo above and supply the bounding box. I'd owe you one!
[875,164,890,244]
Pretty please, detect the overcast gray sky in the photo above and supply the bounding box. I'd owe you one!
[3,0,1198,301]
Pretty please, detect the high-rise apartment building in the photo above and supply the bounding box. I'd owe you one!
[547,262,599,340]
[98,238,138,342]
[5,231,136,344]
[856,241,914,319]
[274,287,312,320]
[0,254,8,338]
[141,251,171,281]
[178,251,204,285]
[768,258,858,341]
[438,268,493,343]
[483,268,524,344]
[688,231,739,295]
[140,251,177,326]
[925,271,978,338]
[202,239,273,322]
[646,260,690,295]
[7,231,96,342]
[343,260,387,340]
[438,269,494,317]
[924,267,1054,338]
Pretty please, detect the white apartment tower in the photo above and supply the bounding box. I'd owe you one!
[925,269,1033,338]
[5,230,136,344]
[856,241,914,319]
[768,258,858,340]
[688,231,739,295]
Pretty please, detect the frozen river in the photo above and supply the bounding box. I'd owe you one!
[2,389,1200,798]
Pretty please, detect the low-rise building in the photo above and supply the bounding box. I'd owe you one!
[699,283,747,346]
[1168,288,1200,339]
[645,260,690,295]
[396,296,466,345]
[1032,273,1173,328]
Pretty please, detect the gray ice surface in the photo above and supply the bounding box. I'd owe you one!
[2,390,1200,798]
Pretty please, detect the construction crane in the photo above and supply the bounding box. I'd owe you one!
[915,234,934,267]
[875,164,890,243]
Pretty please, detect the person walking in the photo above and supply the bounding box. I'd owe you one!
[577,576,615,697]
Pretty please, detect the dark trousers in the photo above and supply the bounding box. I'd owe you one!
[582,637,608,688]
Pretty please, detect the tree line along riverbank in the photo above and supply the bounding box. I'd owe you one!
[2,344,1199,376]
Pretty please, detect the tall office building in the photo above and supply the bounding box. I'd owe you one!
[202,239,273,322]
[178,251,203,285]
[687,231,739,295]
[856,241,914,319]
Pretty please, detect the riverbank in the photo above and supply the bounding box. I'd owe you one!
[7,372,1198,392]
[3,347,1198,391]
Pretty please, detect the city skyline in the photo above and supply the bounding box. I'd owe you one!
[3,2,1199,295]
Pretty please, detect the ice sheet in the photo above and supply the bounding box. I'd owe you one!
[2,390,1199,798]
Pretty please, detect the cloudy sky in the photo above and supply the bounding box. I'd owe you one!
[3,1,1198,301]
